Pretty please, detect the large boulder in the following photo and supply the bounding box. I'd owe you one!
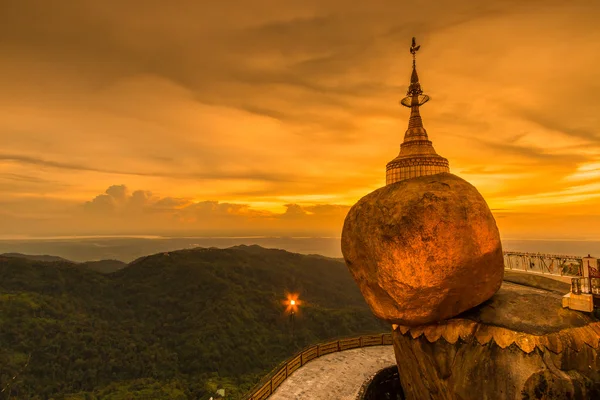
[341,172,503,326]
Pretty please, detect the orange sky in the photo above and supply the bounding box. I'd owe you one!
[1,0,600,239]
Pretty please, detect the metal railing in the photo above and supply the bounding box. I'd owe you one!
[503,251,582,277]
[244,332,393,400]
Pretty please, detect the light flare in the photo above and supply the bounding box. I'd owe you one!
[283,292,301,315]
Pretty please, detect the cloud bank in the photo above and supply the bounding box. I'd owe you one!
[1,0,599,239]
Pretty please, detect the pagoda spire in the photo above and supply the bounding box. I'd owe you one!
[401,37,429,142]
[407,37,424,97]
[385,37,449,185]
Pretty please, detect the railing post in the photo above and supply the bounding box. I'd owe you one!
[317,344,320,357]
[359,336,363,347]
[337,340,341,351]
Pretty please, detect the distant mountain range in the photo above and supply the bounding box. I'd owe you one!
[0,245,387,399]
[1,252,128,273]
[0,237,346,263]
[1,237,599,265]
[1,252,70,262]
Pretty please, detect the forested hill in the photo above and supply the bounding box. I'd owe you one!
[0,245,388,400]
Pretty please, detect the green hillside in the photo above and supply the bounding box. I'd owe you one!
[0,245,388,399]
[80,259,127,274]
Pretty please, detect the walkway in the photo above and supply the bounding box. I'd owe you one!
[269,345,396,400]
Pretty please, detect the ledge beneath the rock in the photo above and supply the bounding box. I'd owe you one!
[393,281,599,353]
[502,269,572,293]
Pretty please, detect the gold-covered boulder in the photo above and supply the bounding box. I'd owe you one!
[341,172,504,326]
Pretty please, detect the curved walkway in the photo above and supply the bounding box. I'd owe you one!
[269,345,396,400]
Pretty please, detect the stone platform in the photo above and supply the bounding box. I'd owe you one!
[269,346,395,400]
[392,278,600,400]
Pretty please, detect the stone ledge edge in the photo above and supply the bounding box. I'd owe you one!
[392,319,600,354]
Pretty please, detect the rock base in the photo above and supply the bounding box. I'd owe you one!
[392,281,600,400]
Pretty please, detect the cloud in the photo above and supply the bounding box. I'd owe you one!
[152,197,190,210]
[304,204,351,216]
[72,185,349,236]
[282,204,309,218]
[105,185,128,203]
[0,153,127,174]
[508,106,600,145]
[84,185,154,214]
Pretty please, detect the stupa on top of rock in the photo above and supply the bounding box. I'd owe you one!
[341,37,505,327]
[386,37,449,185]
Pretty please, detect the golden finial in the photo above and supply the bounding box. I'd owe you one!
[410,37,421,64]
[401,37,429,107]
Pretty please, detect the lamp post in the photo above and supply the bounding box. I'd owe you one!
[290,300,296,340]
[286,296,299,341]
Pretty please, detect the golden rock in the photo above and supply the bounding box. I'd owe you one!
[341,172,504,326]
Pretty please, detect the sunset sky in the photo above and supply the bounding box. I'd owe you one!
[1,0,600,239]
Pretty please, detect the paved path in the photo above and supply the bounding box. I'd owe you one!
[269,346,396,400]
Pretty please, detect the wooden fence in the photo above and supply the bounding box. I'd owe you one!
[244,332,393,400]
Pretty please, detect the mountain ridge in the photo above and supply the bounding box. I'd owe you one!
[2,252,129,274]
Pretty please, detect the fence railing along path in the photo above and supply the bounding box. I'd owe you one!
[503,251,582,277]
[244,333,393,400]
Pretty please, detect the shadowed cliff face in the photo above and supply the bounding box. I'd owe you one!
[342,172,504,326]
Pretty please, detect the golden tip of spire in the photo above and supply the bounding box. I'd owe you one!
[410,37,421,56]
